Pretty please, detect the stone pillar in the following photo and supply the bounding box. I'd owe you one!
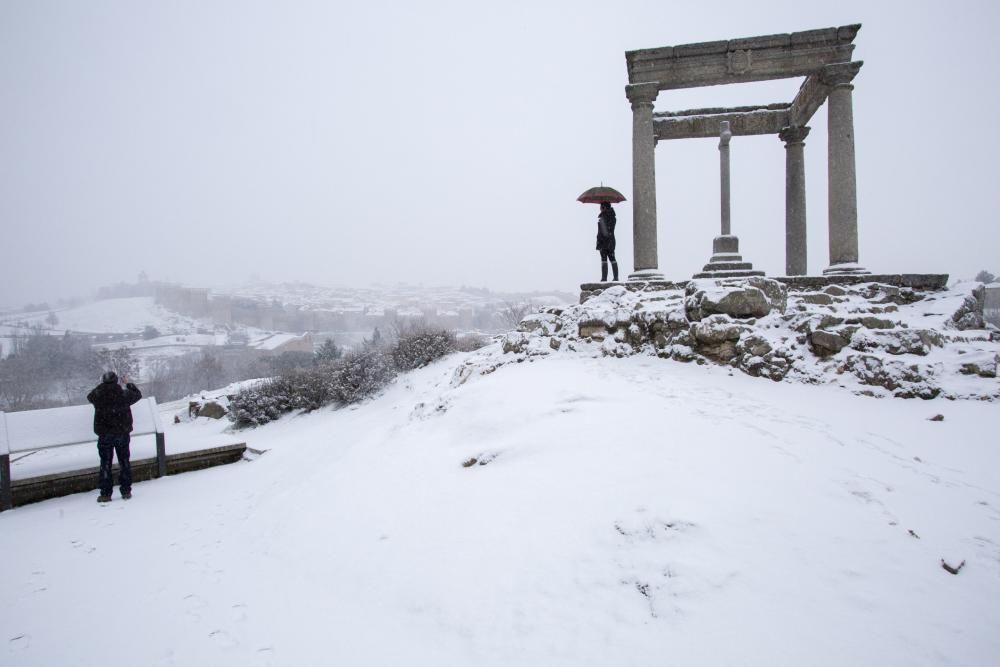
[626,82,664,281]
[719,120,732,236]
[779,126,810,276]
[821,62,867,275]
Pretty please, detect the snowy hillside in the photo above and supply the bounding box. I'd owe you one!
[3,297,209,334]
[2,348,998,666]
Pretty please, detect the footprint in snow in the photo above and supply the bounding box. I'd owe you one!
[208,629,238,649]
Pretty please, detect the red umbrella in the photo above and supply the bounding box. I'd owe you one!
[577,185,626,204]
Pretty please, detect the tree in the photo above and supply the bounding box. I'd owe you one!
[142,325,161,340]
[45,311,59,326]
[192,352,224,391]
[93,346,139,381]
[497,301,532,330]
[315,338,342,363]
[975,269,996,284]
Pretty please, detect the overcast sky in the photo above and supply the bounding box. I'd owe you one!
[2,0,998,308]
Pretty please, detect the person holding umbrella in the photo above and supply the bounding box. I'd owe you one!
[578,185,625,282]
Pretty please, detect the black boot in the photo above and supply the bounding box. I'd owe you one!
[601,261,608,282]
[611,261,619,282]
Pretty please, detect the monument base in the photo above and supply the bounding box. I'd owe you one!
[628,269,665,281]
[579,273,950,303]
[693,235,764,279]
[823,262,870,276]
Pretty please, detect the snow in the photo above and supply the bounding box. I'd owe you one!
[1,349,998,666]
[249,333,302,351]
[4,297,208,334]
[3,398,161,454]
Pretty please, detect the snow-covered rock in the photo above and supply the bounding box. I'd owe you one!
[497,280,1000,401]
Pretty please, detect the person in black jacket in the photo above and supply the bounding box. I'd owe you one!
[87,371,142,503]
[596,201,619,282]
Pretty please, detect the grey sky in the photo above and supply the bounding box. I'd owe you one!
[2,0,998,308]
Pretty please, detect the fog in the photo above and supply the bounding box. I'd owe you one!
[2,0,998,309]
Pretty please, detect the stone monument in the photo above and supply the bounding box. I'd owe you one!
[693,121,763,278]
[623,24,869,279]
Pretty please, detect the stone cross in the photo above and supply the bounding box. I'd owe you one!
[719,120,732,236]
[692,122,762,278]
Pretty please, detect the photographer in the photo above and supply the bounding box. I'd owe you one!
[86,371,142,503]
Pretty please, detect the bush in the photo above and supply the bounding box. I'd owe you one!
[392,329,456,371]
[454,333,490,352]
[228,378,294,428]
[229,328,463,429]
[332,349,396,403]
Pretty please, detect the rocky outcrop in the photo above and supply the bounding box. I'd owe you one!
[495,279,998,401]
[951,285,986,330]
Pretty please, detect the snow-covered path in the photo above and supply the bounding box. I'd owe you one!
[2,354,998,666]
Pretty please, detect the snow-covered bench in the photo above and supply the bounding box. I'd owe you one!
[0,398,165,510]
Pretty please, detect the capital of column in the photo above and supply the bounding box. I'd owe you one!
[779,125,811,146]
[819,61,863,89]
[626,82,659,110]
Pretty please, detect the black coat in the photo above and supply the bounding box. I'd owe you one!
[596,209,616,252]
[87,381,142,436]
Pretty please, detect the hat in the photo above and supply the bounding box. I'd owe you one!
[101,371,118,384]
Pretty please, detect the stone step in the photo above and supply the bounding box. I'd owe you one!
[699,261,755,271]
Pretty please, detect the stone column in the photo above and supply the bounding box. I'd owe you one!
[779,126,810,276]
[821,62,867,275]
[626,82,664,281]
[719,120,732,236]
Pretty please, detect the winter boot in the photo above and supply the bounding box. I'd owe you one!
[97,494,112,503]
[601,261,608,282]
[121,489,132,500]
[611,260,620,282]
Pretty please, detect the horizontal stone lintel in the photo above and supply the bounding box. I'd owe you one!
[790,73,832,127]
[655,102,790,118]
[654,108,790,140]
[629,44,855,89]
[627,24,860,66]
[626,25,860,89]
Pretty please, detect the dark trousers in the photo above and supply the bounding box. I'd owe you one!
[97,434,132,496]
[599,249,619,281]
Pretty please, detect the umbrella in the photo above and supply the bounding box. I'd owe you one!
[577,185,626,204]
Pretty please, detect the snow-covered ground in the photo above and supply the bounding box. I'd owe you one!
[2,297,210,335]
[2,350,998,666]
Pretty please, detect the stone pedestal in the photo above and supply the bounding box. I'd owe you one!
[780,126,810,276]
[626,83,664,281]
[693,235,764,278]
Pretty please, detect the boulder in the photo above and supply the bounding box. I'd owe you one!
[951,286,986,330]
[798,293,834,305]
[747,277,788,314]
[840,355,940,399]
[685,280,782,321]
[689,315,748,362]
[844,316,896,330]
[198,401,227,420]
[518,313,558,336]
[959,356,998,378]
[502,332,530,354]
[810,330,850,356]
[851,329,943,356]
